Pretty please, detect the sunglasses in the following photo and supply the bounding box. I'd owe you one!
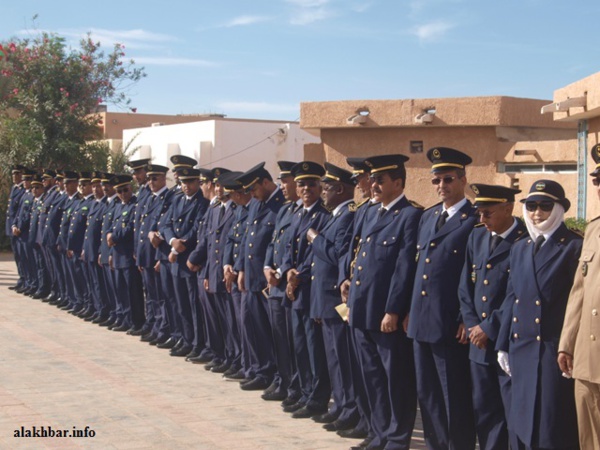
[525,201,555,212]
[297,180,318,188]
[431,176,456,185]
[369,175,387,185]
[593,178,600,187]
[116,187,130,194]
[477,209,498,219]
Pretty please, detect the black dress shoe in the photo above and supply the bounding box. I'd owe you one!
[170,345,193,357]
[187,354,212,364]
[92,315,108,324]
[150,335,169,346]
[211,362,230,374]
[70,305,84,314]
[127,327,144,336]
[42,293,56,302]
[156,337,178,349]
[204,360,220,371]
[185,349,200,359]
[31,291,47,300]
[292,405,328,419]
[15,286,28,294]
[80,309,96,319]
[222,366,240,377]
[8,285,19,290]
[262,381,279,395]
[283,401,306,413]
[112,324,130,332]
[48,297,62,305]
[223,370,246,380]
[240,378,271,391]
[312,411,339,424]
[57,299,70,308]
[281,396,301,408]
[349,436,374,449]
[326,417,359,432]
[99,317,116,327]
[261,389,287,401]
[84,312,98,322]
[126,327,143,336]
[141,333,158,343]
[337,427,369,439]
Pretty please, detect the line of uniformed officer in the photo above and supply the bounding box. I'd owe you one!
[7,145,590,450]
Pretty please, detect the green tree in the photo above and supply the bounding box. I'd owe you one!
[0,30,146,172]
[0,28,145,250]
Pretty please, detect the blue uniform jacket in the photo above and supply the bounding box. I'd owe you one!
[161,191,208,277]
[264,200,300,300]
[36,187,59,245]
[236,189,286,292]
[310,201,355,319]
[338,199,377,286]
[98,196,119,265]
[133,184,152,254]
[56,194,81,251]
[188,200,221,269]
[42,192,67,248]
[196,202,237,293]
[348,196,422,330]
[5,183,25,237]
[82,198,108,262]
[496,223,582,449]
[110,199,137,269]
[223,201,252,269]
[280,198,331,312]
[14,190,34,239]
[458,219,528,365]
[67,194,94,256]
[135,189,175,268]
[28,196,44,246]
[407,201,478,343]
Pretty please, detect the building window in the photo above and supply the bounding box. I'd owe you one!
[498,162,577,174]
[410,141,423,153]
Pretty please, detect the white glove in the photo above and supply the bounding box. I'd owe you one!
[497,350,511,377]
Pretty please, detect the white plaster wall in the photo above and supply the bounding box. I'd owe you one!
[122,119,320,181]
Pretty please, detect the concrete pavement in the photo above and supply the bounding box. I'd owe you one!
[0,253,426,449]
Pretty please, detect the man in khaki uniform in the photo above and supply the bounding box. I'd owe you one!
[558,143,600,449]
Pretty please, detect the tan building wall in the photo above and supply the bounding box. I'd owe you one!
[301,96,579,215]
[550,71,600,219]
[98,112,220,140]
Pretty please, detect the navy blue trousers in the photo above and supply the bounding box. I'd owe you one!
[353,327,417,449]
[413,340,476,450]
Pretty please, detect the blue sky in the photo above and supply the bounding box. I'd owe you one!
[2,0,599,120]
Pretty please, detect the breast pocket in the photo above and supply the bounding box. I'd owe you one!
[580,249,594,277]
[375,236,398,262]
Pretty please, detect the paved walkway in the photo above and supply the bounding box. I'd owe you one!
[0,253,426,449]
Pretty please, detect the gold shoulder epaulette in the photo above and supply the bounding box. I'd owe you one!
[474,222,485,227]
[568,227,585,238]
[348,203,357,212]
[409,200,425,210]
[356,199,369,208]
[424,201,443,212]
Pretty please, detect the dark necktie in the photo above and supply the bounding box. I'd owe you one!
[435,210,449,232]
[489,235,502,254]
[533,235,545,255]
[219,205,225,222]
[377,207,386,219]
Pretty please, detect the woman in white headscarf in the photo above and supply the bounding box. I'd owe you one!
[496,180,582,450]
